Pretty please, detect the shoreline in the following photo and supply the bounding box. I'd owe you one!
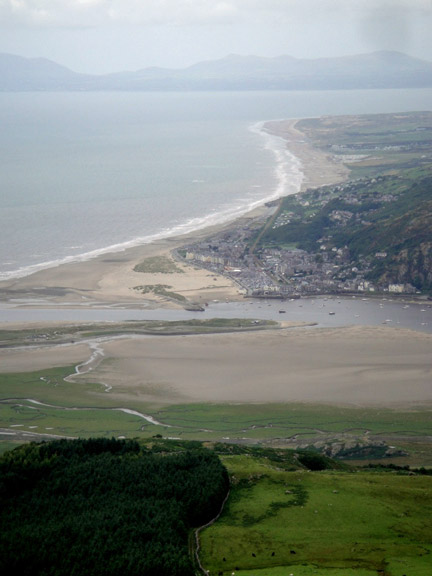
[0,120,300,286]
[0,118,349,314]
[1,118,432,418]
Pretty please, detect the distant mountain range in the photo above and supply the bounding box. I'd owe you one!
[1,51,432,91]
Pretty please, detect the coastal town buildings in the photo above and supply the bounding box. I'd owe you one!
[178,211,417,299]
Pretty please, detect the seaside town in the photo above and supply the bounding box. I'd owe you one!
[177,177,420,300]
[174,111,432,303]
[178,230,413,300]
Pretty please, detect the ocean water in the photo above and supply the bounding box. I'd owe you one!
[1,89,431,281]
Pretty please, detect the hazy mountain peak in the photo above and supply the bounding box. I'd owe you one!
[1,51,431,91]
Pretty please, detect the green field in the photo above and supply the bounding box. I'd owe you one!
[199,454,432,575]
[1,433,430,575]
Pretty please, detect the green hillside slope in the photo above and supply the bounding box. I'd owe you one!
[259,168,432,293]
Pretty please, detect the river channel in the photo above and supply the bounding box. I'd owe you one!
[1,296,431,334]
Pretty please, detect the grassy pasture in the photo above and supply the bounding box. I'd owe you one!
[200,455,432,575]
[159,403,432,438]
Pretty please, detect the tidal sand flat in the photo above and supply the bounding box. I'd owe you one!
[74,326,432,406]
[4,326,430,408]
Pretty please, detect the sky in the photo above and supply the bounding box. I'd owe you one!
[0,0,431,74]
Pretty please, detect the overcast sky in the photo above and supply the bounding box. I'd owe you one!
[0,0,431,74]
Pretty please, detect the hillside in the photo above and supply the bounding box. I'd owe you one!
[0,53,87,91]
[1,50,432,91]
[338,177,432,289]
[202,448,432,575]
[257,112,432,295]
[2,438,429,576]
[261,172,432,292]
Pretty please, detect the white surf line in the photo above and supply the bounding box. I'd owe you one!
[25,398,171,427]
[250,120,304,200]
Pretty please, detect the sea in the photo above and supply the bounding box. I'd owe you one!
[1,89,432,282]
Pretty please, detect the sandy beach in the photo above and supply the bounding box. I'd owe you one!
[263,119,350,190]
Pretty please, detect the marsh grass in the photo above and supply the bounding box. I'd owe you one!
[0,318,278,349]
[1,369,431,462]
[0,367,168,446]
[133,255,184,274]
[159,403,432,437]
[0,366,117,408]
[0,402,166,438]
[133,284,187,302]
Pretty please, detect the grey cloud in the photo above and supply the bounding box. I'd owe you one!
[356,2,428,53]
[0,0,240,28]
[1,0,430,29]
